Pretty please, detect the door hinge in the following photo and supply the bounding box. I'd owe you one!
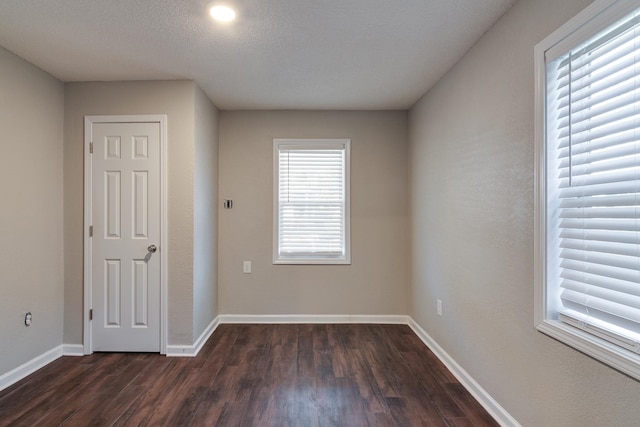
[89,309,93,321]
[89,225,93,237]
[89,142,93,153]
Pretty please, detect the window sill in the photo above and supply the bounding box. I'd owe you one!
[273,257,351,265]
[536,319,640,381]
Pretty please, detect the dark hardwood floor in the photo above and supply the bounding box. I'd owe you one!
[0,324,498,426]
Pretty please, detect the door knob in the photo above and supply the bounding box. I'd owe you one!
[147,244,157,253]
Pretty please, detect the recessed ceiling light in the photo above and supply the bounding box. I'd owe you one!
[209,5,236,22]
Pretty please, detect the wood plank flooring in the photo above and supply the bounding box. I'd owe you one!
[0,324,498,426]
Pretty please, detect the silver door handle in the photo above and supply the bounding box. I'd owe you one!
[147,244,157,253]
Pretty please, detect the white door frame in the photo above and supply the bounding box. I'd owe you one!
[83,115,168,355]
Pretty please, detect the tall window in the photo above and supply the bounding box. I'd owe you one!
[535,0,640,380]
[273,139,351,264]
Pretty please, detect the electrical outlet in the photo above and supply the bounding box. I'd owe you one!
[437,300,442,316]
[25,312,32,327]
[243,261,251,274]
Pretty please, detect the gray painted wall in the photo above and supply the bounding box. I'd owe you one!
[0,46,64,375]
[193,85,219,340]
[408,0,640,424]
[218,111,409,316]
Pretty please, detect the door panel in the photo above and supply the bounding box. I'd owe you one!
[105,259,121,326]
[105,171,121,238]
[91,122,160,352]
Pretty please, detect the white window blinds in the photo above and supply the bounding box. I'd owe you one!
[545,7,640,352]
[274,139,350,264]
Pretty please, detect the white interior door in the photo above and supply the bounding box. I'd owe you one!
[90,121,161,352]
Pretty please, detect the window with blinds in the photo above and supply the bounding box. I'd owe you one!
[273,139,351,264]
[536,0,640,379]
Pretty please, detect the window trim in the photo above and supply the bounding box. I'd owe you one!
[534,0,640,380]
[273,138,351,265]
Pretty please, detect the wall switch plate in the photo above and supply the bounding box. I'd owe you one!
[243,261,251,273]
[437,299,442,316]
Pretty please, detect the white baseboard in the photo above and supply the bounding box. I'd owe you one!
[166,316,220,357]
[0,345,62,392]
[217,314,410,324]
[407,318,520,427]
[62,344,84,356]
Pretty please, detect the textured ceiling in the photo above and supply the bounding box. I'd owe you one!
[0,0,516,110]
